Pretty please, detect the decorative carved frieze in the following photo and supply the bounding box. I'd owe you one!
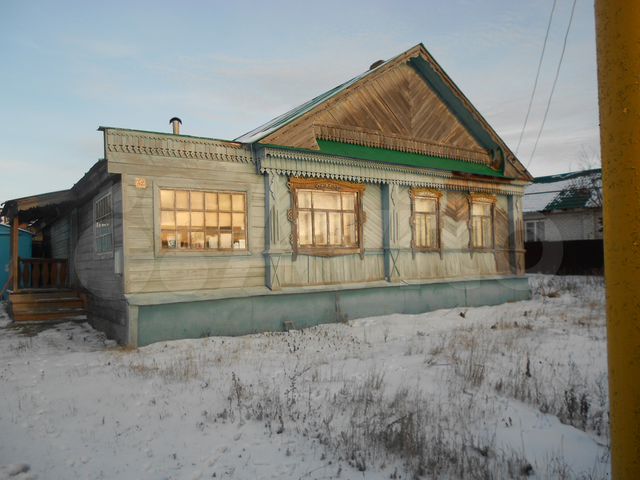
[259,147,526,196]
[314,124,492,165]
[103,128,253,164]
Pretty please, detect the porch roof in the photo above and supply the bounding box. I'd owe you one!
[1,189,75,223]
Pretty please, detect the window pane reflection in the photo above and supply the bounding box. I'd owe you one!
[295,185,360,250]
[160,189,247,251]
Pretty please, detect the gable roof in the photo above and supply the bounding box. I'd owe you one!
[235,57,390,144]
[523,168,602,213]
[236,43,532,182]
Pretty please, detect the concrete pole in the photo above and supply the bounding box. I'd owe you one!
[595,1,640,477]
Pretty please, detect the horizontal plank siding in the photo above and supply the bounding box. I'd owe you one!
[47,217,70,259]
[275,253,385,287]
[118,156,266,294]
[73,181,128,341]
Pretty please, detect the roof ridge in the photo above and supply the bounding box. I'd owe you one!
[534,168,601,183]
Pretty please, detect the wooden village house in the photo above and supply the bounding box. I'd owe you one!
[1,44,532,346]
[523,168,603,274]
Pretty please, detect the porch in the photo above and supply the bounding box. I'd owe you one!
[6,258,86,322]
[1,191,87,322]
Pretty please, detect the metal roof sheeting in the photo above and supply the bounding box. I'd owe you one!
[523,169,601,213]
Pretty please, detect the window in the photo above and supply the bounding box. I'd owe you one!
[525,220,545,242]
[95,192,113,254]
[411,189,441,250]
[469,194,496,249]
[160,189,246,251]
[289,178,365,257]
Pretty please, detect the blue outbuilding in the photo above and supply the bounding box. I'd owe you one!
[1,223,32,299]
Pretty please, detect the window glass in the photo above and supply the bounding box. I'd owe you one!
[95,193,113,254]
[205,212,218,227]
[191,231,205,249]
[220,232,232,249]
[412,192,439,249]
[537,221,545,241]
[219,212,231,228]
[176,212,189,227]
[232,194,244,212]
[470,199,494,248]
[161,211,175,229]
[160,189,247,251]
[343,213,357,246]
[219,194,232,211]
[176,191,189,210]
[293,181,362,252]
[298,211,313,245]
[205,193,218,211]
[160,190,174,210]
[526,222,535,242]
[313,191,341,210]
[341,192,355,211]
[328,212,342,245]
[298,191,312,209]
[191,191,204,210]
[313,211,328,245]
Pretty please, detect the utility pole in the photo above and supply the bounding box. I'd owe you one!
[595,1,640,477]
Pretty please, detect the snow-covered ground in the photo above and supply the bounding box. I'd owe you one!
[0,276,609,479]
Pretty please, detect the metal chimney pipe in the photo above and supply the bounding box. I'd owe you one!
[169,117,182,135]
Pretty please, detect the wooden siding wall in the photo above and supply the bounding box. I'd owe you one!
[113,154,265,294]
[73,181,128,341]
[105,130,523,299]
[265,175,384,288]
[514,195,525,274]
[47,216,70,259]
[388,188,514,281]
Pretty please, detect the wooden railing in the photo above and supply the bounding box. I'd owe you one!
[18,258,69,290]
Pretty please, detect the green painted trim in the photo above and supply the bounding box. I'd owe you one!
[533,168,601,184]
[136,277,531,346]
[315,140,506,178]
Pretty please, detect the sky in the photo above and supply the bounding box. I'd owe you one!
[0,0,600,201]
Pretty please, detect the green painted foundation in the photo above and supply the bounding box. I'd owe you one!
[136,277,530,346]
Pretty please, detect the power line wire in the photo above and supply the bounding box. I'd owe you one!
[515,0,557,155]
[527,0,578,168]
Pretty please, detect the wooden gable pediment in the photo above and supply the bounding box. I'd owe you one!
[244,44,532,181]
[242,44,533,181]
[262,61,492,165]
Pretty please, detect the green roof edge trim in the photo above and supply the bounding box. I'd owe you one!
[312,140,508,178]
[534,168,601,184]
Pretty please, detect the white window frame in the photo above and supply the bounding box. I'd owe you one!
[525,219,545,242]
[94,191,114,256]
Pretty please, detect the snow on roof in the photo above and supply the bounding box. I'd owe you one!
[523,169,602,213]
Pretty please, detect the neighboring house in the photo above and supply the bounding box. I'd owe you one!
[0,223,32,299]
[523,169,603,274]
[1,44,532,346]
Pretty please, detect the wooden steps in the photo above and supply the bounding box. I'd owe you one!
[8,290,87,322]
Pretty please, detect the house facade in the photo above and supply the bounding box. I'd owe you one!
[2,44,532,345]
[523,169,603,274]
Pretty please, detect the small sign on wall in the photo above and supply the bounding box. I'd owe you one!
[135,178,147,189]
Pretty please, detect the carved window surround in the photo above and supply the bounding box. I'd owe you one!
[468,193,497,254]
[287,177,366,260]
[410,188,443,258]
